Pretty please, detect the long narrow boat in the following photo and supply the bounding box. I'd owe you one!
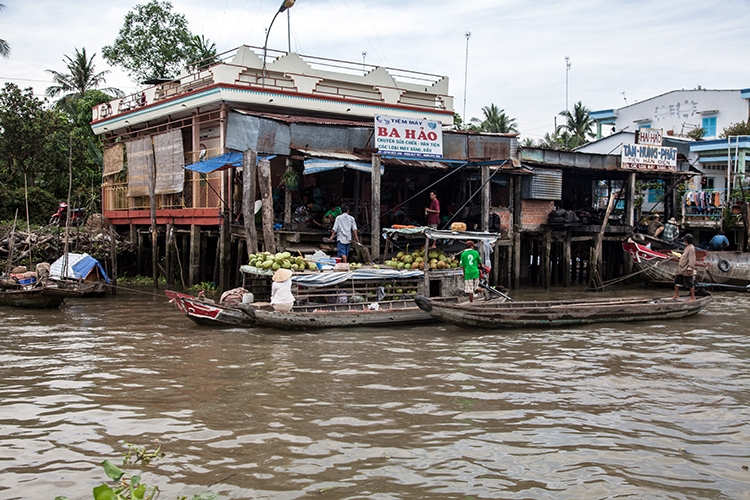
[623,240,750,291]
[414,294,711,329]
[166,289,477,329]
[247,296,467,331]
[0,284,68,308]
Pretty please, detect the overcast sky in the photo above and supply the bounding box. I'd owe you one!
[2,0,750,140]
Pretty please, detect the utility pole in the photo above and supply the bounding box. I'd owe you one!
[287,9,291,52]
[463,31,471,129]
[362,51,367,74]
[565,56,571,112]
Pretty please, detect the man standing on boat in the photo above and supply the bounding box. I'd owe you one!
[459,240,482,302]
[330,205,359,263]
[672,234,696,301]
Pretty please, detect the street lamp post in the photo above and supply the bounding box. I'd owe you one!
[262,0,296,84]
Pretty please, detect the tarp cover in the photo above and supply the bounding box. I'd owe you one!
[303,158,384,175]
[49,253,111,284]
[125,137,154,197]
[153,130,184,194]
[238,265,422,287]
[103,144,124,177]
[184,152,275,174]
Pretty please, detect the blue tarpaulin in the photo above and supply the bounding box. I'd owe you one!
[184,152,276,174]
[303,158,384,175]
[50,253,111,284]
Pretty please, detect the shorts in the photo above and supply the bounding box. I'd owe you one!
[674,274,694,288]
[464,278,479,294]
[272,302,294,312]
[337,242,351,258]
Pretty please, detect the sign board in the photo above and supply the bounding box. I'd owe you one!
[621,143,677,172]
[374,115,443,158]
[635,128,663,146]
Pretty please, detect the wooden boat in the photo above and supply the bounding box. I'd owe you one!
[166,290,256,326]
[414,293,711,329]
[0,281,67,308]
[623,240,750,291]
[48,253,111,297]
[247,296,468,331]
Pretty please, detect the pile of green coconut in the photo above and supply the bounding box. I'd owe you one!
[383,248,459,270]
[248,252,317,271]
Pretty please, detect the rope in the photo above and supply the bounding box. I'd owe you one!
[106,283,174,299]
[599,257,670,288]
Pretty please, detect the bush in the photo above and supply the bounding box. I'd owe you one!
[0,187,57,225]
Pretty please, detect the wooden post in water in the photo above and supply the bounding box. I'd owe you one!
[147,143,158,289]
[587,192,618,292]
[243,150,259,256]
[109,223,118,295]
[371,154,381,262]
[563,229,572,287]
[189,225,201,286]
[258,157,276,254]
[542,231,551,289]
[370,154,380,262]
[166,223,174,286]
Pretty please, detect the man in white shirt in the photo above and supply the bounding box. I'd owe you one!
[330,205,359,263]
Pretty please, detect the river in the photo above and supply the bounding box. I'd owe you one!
[0,286,748,499]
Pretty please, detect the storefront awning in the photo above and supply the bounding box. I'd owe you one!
[303,158,384,175]
[184,152,276,174]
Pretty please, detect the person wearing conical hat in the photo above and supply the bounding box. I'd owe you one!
[662,217,678,243]
[271,268,295,312]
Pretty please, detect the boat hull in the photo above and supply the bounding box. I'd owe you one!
[414,294,711,329]
[248,297,466,331]
[623,241,750,290]
[0,287,66,308]
[166,290,256,327]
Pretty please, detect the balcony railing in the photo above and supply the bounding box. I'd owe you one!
[103,171,223,213]
[92,45,453,123]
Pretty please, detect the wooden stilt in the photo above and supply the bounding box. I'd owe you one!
[371,154,381,262]
[563,230,571,287]
[166,223,174,286]
[189,225,201,286]
[243,150,259,255]
[258,158,276,254]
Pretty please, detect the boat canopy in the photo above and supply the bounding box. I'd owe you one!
[49,253,111,284]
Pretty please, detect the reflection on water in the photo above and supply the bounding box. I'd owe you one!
[0,287,748,499]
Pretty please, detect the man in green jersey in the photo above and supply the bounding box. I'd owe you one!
[459,240,482,302]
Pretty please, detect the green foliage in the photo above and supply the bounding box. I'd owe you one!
[686,127,705,141]
[0,83,71,194]
[46,48,122,101]
[556,101,594,149]
[54,443,218,500]
[0,3,9,58]
[118,274,167,286]
[188,281,217,292]
[102,0,214,82]
[720,120,750,138]
[451,112,464,131]
[470,103,518,133]
[0,186,57,224]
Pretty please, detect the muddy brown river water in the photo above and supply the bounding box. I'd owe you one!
[0,286,748,499]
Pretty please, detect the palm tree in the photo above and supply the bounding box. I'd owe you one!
[557,101,594,148]
[186,34,219,69]
[45,47,122,99]
[471,103,518,133]
[0,4,10,58]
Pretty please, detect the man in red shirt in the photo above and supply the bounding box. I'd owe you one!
[425,191,440,249]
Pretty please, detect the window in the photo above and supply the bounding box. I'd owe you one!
[702,116,717,137]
